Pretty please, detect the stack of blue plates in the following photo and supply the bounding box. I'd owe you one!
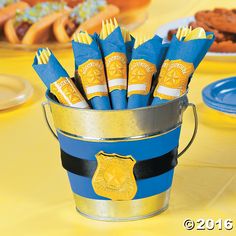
[202,77,236,115]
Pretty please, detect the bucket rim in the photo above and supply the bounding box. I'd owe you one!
[45,89,188,113]
[45,90,189,139]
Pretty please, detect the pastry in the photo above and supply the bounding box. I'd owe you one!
[24,0,83,8]
[108,0,151,25]
[4,2,70,44]
[0,0,29,29]
[53,0,119,43]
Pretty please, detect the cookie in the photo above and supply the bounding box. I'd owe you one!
[195,8,236,34]
[167,29,177,41]
[167,8,236,53]
[210,41,236,53]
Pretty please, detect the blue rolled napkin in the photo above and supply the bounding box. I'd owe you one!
[72,34,111,110]
[33,48,89,108]
[149,43,170,105]
[33,48,68,88]
[99,27,127,110]
[152,33,215,106]
[125,35,135,64]
[127,35,163,109]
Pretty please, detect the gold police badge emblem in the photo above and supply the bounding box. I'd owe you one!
[128,59,156,96]
[105,52,127,92]
[78,59,108,99]
[154,59,194,100]
[50,77,85,105]
[92,151,137,200]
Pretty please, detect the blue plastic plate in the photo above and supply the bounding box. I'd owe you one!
[202,77,236,114]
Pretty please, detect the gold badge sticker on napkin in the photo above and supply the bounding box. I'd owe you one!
[78,59,108,99]
[105,52,127,92]
[92,151,137,201]
[154,59,194,100]
[50,77,88,107]
[128,59,156,96]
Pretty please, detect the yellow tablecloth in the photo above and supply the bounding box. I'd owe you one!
[0,0,236,235]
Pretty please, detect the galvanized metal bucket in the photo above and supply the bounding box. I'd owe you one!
[42,91,197,221]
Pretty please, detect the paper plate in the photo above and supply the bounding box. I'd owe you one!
[202,77,236,115]
[0,74,33,110]
[155,16,236,62]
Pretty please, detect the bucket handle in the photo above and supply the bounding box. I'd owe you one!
[177,103,198,158]
[42,101,198,156]
[42,102,58,140]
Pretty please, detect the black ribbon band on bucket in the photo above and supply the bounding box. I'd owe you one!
[60,148,178,180]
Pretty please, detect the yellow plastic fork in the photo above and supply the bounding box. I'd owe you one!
[176,26,192,41]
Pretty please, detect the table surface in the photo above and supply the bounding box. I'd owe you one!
[0,0,236,235]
